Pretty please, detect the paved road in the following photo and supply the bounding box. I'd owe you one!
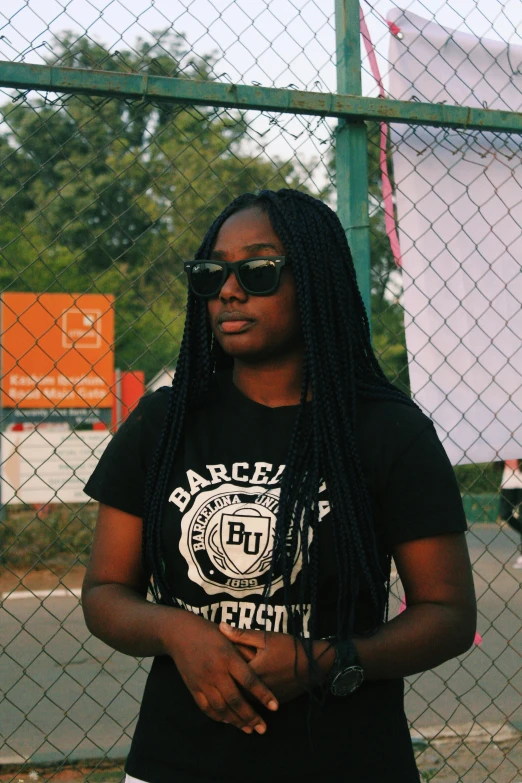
[1,525,521,764]
[403,524,522,740]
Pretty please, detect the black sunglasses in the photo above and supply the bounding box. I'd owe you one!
[184,256,290,298]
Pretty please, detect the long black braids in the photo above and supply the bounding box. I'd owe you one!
[143,188,417,649]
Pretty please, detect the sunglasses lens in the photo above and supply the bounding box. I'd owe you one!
[190,262,224,296]
[238,259,277,294]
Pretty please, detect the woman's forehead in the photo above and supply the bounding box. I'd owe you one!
[214,206,283,253]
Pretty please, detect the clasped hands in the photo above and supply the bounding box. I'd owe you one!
[220,622,324,703]
[218,623,333,726]
[168,611,333,738]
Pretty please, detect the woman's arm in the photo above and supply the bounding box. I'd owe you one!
[220,531,476,697]
[354,531,477,678]
[82,503,163,656]
[82,503,278,733]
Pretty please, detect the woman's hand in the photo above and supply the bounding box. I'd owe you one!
[164,611,279,734]
[83,505,278,735]
[219,623,334,703]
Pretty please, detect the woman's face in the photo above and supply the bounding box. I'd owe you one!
[206,207,303,363]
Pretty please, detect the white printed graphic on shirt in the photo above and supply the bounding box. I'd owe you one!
[179,483,303,597]
[174,595,312,636]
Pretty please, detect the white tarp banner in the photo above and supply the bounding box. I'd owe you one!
[1,429,110,504]
[388,9,522,465]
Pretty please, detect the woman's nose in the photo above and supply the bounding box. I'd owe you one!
[219,267,247,301]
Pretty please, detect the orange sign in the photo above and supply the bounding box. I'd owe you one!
[1,293,114,408]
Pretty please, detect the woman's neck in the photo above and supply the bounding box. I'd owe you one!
[232,356,308,408]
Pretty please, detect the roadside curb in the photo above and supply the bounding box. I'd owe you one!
[1,587,82,602]
[2,722,520,768]
[411,720,522,746]
[0,743,130,768]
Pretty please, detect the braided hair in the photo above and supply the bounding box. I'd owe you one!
[143,188,416,649]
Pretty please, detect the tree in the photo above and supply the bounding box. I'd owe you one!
[0,33,306,379]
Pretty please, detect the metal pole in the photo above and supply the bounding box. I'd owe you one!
[334,0,372,317]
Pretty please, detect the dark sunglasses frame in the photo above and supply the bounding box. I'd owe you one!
[184,256,290,298]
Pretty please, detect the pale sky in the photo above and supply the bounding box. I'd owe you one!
[1,1,519,194]
[1,1,519,93]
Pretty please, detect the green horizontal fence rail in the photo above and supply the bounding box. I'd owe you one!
[1,60,522,133]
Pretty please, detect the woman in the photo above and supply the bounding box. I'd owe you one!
[499,459,522,568]
[83,189,476,783]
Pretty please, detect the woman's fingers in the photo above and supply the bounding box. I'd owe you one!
[220,685,268,734]
[230,655,279,712]
[220,624,259,662]
[193,684,266,734]
[191,689,230,726]
[235,642,257,662]
[190,654,278,734]
[220,622,266,649]
[168,613,277,732]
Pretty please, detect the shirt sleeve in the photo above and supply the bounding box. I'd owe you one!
[378,419,467,546]
[83,389,170,517]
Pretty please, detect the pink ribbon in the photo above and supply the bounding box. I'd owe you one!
[359,6,403,267]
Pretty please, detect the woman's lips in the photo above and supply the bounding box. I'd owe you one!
[217,312,255,334]
[219,319,254,334]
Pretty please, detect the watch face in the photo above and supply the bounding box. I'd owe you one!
[331,665,365,696]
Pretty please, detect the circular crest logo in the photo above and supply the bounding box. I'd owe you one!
[179,483,302,596]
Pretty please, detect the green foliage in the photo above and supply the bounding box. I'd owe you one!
[420,770,439,781]
[371,297,410,395]
[0,504,97,570]
[0,33,304,379]
[454,461,502,495]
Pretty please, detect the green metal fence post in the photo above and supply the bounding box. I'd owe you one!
[335,0,372,318]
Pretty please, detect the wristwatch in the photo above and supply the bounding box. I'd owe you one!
[326,638,365,696]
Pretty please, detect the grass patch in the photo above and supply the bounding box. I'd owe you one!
[0,502,98,573]
[0,759,125,783]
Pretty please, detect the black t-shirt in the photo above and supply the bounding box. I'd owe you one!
[84,373,466,783]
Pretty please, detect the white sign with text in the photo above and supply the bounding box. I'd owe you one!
[1,429,110,504]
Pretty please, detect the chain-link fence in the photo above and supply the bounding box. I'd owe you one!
[1,2,521,781]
